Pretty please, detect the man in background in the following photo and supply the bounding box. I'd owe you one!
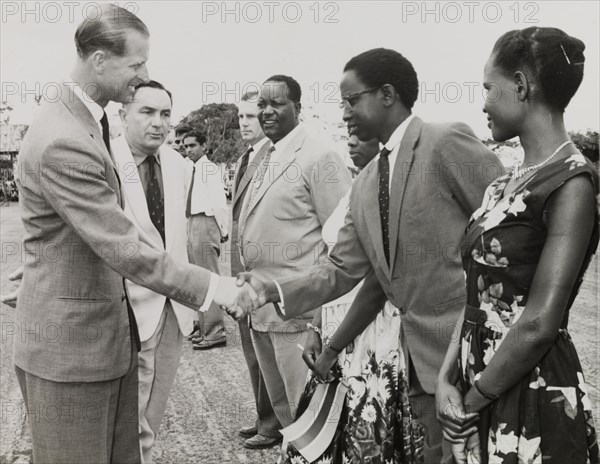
[173,125,192,157]
[185,130,230,350]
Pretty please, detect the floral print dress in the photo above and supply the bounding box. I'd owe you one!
[459,153,600,464]
[281,301,424,464]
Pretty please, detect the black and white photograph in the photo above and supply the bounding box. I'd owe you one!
[1,1,598,463]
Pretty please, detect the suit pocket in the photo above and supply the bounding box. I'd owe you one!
[407,190,446,221]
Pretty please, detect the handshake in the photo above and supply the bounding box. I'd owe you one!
[213,272,280,321]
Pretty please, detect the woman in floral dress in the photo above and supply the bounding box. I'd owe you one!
[281,136,424,464]
[436,27,599,463]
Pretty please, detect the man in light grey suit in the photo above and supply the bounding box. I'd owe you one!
[113,80,197,463]
[231,90,281,449]
[14,6,251,463]
[237,75,352,428]
[239,49,504,463]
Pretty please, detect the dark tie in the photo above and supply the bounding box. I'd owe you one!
[379,148,391,265]
[146,155,165,244]
[235,146,253,192]
[100,111,111,152]
[185,165,195,218]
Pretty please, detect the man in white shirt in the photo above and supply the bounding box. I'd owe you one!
[184,130,229,349]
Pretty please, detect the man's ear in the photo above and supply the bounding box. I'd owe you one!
[294,101,301,116]
[90,50,108,74]
[118,107,128,125]
[380,84,396,107]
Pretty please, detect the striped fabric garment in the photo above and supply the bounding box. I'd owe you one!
[280,380,348,463]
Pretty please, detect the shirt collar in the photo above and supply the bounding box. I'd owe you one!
[270,123,303,156]
[251,137,269,153]
[192,155,212,167]
[67,77,105,125]
[380,114,415,152]
[131,146,161,167]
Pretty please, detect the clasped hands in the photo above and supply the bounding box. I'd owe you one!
[214,272,272,320]
[435,378,481,464]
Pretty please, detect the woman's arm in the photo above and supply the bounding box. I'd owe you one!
[312,270,386,380]
[464,175,596,413]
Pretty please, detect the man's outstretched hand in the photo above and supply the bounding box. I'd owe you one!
[224,272,280,321]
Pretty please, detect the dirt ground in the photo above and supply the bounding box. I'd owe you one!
[1,202,598,464]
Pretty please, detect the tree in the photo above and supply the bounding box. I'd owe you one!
[177,103,244,165]
[569,130,599,165]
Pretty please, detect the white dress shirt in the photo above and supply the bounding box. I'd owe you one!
[380,114,415,192]
[188,155,229,236]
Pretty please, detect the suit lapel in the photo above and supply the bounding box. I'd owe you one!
[60,82,124,207]
[361,161,391,280]
[246,128,303,216]
[112,137,164,249]
[233,141,270,207]
[60,83,114,163]
[388,117,423,275]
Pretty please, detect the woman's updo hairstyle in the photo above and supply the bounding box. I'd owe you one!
[491,27,585,112]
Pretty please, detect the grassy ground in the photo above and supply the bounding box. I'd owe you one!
[1,202,598,463]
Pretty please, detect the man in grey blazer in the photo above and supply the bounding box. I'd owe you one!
[14,5,251,463]
[237,75,352,429]
[238,49,504,463]
[231,90,281,449]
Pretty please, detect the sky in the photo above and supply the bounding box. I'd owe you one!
[1,1,599,139]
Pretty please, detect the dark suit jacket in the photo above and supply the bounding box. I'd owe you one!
[15,83,212,383]
[278,117,505,392]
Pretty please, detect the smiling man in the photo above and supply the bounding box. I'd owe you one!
[14,5,247,462]
[236,75,352,429]
[231,90,281,449]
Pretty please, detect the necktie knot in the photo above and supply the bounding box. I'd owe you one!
[380,147,391,158]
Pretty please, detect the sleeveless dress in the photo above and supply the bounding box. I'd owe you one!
[459,153,600,464]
